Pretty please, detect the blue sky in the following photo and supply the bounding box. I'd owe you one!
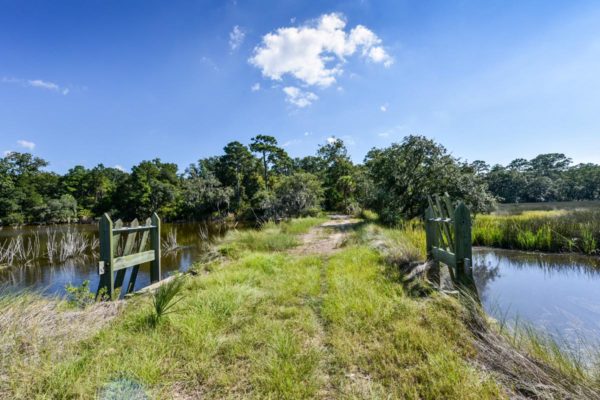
[2,0,600,173]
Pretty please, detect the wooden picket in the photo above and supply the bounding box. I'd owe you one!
[424,194,477,294]
[96,213,161,300]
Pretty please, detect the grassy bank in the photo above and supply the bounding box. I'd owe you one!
[1,217,599,398]
[473,210,600,254]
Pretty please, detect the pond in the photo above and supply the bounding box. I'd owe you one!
[0,222,228,295]
[473,248,600,351]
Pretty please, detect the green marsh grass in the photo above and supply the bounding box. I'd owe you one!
[473,210,600,254]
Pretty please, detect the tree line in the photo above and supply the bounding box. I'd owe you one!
[474,153,600,203]
[1,135,599,226]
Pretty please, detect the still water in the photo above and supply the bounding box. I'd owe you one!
[0,222,227,295]
[473,248,600,349]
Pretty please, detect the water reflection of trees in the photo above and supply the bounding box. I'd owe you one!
[474,249,600,279]
[472,259,501,302]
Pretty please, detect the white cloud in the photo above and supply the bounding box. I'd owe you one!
[283,86,318,108]
[17,140,35,150]
[326,136,337,144]
[282,139,301,147]
[114,165,125,172]
[250,12,392,89]
[378,132,390,137]
[304,131,312,136]
[3,150,13,156]
[229,25,246,51]
[28,79,69,95]
[28,79,59,91]
[251,82,261,92]
[2,77,69,95]
[380,104,387,112]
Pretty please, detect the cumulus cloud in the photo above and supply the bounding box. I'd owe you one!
[114,165,125,172]
[17,140,35,150]
[250,13,392,89]
[380,104,387,112]
[229,25,246,51]
[251,82,261,92]
[283,86,318,108]
[326,136,337,144]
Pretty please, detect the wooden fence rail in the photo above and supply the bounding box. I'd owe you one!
[425,195,478,294]
[96,213,161,300]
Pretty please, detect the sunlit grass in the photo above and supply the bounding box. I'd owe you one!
[218,217,327,257]
[4,217,600,398]
[473,210,600,254]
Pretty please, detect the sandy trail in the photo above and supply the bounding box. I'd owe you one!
[290,215,360,256]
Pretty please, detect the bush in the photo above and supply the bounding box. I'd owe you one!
[65,280,95,308]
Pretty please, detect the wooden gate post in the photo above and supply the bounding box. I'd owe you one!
[150,212,161,283]
[424,206,440,284]
[453,203,477,294]
[97,213,115,299]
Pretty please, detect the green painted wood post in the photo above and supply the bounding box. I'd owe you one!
[425,206,435,257]
[150,212,161,283]
[424,206,440,285]
[114,219,139,292]
[97,213,114,300]
[127,217,152,294]
[453,202,478,295]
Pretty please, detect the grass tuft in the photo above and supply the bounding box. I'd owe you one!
[149,276,185,326]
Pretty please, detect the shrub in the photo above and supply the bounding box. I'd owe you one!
[149,276,185,326]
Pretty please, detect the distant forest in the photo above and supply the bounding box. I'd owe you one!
[1,135,599,225]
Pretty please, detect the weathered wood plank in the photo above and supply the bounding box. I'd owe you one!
[126,217,152,294]
[150,213,161,283]
[96,214,115,300]
[114,219,139,292]
[432,247,456,268]
[454,202,477,294]
[113,250,155,271]
[112,225,157,234]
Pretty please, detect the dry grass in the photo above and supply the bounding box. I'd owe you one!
[463,295,600,399]
[0,291,122,398]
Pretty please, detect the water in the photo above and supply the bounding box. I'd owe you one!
[0,222,228,295]
[473,248,600,350]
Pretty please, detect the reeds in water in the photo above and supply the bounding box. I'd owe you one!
[0,228,97,267]
[0,233,41,266]
[162,229,180,254]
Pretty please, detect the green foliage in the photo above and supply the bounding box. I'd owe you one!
[3,135,600,227]
[484,153,600,203]
[316,137,355,211]
[149,276,185,326]
[257,172,324,219]
[364,135,494,224]
[65,280,96,308]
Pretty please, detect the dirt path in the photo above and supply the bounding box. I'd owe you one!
[290,215,360,256]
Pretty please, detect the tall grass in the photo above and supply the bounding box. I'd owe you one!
[149,276,185,326]
[0,290,121,398]
[473,210,600,254]
[218,217,327,256]
[0,228,97,267]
